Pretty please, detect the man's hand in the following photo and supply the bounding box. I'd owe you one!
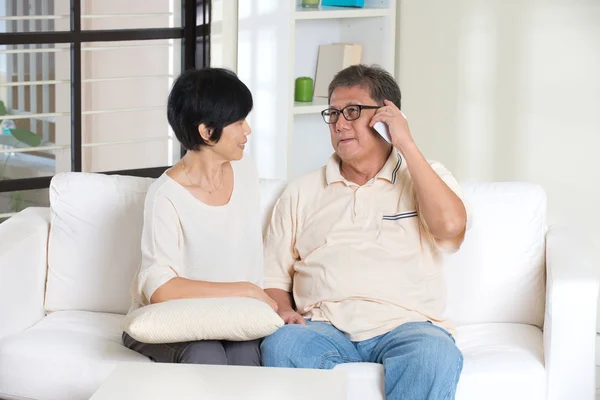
[369,99,413,151]
[264,288,304,324]
[278,309,306,325]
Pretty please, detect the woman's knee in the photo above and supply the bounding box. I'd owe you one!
[224,340,261,366]
[179,340,227,365]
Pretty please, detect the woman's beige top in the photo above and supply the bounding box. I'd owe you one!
[128,156,263,312]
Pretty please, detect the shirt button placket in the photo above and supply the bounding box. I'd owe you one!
[355,187,365,219]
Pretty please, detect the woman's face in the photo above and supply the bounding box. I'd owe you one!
[209,119,252,161]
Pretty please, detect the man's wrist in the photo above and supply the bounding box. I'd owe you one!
[394,138,418,155]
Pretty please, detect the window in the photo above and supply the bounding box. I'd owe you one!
[0,0,210,219]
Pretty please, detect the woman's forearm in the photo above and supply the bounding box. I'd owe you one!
[150,277,244,304]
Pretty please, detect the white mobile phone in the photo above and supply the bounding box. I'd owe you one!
[373,121,392,143]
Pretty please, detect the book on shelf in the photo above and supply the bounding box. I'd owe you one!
[313,43,363,98]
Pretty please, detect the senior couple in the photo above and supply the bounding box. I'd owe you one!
[123,65,469,400]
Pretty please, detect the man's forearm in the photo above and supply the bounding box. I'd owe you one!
[399,141,467,239]
[265,288,295,311]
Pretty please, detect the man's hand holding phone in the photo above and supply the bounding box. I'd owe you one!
[370,99,413,151]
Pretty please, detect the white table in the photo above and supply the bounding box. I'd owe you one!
[90,362,348,400]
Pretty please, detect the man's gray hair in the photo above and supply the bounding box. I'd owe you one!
[328,64,401,109]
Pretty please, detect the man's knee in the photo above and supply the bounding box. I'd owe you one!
[383,331,462,399]
[420,334,462,373]
[179,340,227,365]
[262,324,327,367]
[261,324,304,363]
[389,332,463,376]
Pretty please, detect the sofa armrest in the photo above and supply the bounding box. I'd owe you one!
[0,207,50,339]
[543,225,599,400]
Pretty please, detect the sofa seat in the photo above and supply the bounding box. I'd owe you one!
[335,323,546,400]
[0,308,546,400]
[0,311,150,400]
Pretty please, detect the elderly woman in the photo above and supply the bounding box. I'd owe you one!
[122,68,277,366]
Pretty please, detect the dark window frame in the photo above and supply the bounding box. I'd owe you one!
[0,0,211,193]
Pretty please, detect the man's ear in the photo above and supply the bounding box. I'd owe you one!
[198,124,213,142]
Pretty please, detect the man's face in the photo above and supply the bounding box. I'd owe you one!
[328,86,388,164]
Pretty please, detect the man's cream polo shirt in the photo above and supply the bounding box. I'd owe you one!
[264,150,470,341]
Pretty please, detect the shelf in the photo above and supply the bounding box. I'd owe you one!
[294,5,391,20]
[293,97,329,115]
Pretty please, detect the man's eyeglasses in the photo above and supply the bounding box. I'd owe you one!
[321,104,381,124]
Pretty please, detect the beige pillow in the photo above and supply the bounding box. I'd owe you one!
[121,297,284,344]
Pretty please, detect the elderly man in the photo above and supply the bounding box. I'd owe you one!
[261,65,469,400]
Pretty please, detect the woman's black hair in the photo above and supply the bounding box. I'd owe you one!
[167,68,253,151]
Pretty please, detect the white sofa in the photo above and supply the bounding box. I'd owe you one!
[0,172,597,400]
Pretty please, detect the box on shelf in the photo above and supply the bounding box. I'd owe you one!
[321,0,365,7]
[314,43,363,98]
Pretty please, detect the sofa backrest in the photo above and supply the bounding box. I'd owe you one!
[44,173,546,327]
[442,182,546,327]
[45,173,154,314]
[45,172,287,315]
[258,178,287,238]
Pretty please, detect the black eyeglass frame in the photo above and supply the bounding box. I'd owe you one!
[321,104,382,124]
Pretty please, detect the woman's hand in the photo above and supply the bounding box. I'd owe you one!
[237,282,279,312]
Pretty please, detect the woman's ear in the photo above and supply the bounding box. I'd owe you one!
[197,124,213,142]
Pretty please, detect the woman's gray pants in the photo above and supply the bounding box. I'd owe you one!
[122,332,261,366]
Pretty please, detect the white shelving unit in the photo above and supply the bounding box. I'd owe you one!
[294,5,391,20]
[238,0,396,180]
[293,98,329,115]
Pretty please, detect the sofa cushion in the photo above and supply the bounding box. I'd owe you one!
[46,173,154,314]
[333,323,546,400]
[258,178,287,238]
[0,316,545,400]
[443,183,547,327]
[455,323,546,400]
[0,311,150,400]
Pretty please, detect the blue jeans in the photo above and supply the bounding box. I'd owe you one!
[261,321,463,400]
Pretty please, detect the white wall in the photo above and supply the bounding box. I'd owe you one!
[396,0,600,247]
[237,0,292,180]
[210,0,238,72]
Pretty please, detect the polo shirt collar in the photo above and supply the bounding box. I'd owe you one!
[325,148,405,187]
[377,149,404,184]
